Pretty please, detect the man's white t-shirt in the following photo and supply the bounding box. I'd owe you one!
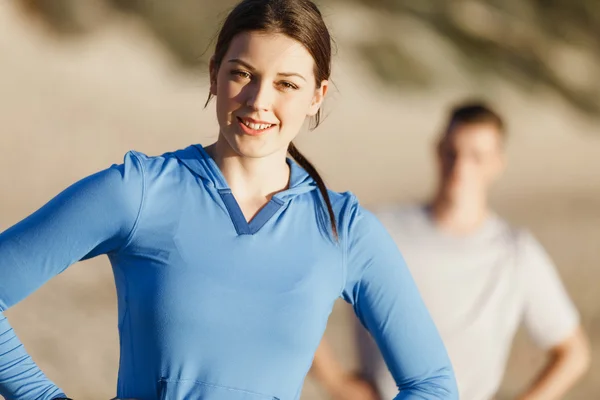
[357,205,579,400]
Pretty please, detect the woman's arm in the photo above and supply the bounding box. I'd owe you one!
[0,152,144,399]
[341,205,457,400]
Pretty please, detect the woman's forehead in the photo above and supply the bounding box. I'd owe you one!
[225,31,315,76]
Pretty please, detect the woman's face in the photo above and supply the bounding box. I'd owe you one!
[210,31,328,159]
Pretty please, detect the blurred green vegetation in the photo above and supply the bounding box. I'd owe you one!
[19,0,600,116]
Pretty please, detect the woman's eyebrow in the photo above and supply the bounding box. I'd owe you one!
[228,59,307,82]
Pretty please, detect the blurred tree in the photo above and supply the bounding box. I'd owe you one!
[16,0,600,116]
[19,0,108,34]
[107,0,239,66]
[347,0,600,115]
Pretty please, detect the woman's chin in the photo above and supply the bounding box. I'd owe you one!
[230,138,280,159]
[218,128,291,160]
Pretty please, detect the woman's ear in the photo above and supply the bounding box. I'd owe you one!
[209,57,218,96]
[308,80,329,116]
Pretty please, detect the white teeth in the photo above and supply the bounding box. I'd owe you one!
[242,120,272,130]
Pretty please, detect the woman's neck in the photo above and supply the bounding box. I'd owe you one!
[205,138,291,203]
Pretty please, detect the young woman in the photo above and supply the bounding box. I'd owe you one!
[0,1,458,399]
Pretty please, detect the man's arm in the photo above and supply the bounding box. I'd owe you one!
[517,326,590,400]
[311,338,379,400]
[518,230,590,400]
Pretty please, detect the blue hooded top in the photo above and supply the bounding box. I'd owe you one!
[0,145,457,400]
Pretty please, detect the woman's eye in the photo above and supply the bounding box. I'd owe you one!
[232,70,251,79]
[279,81,298,91]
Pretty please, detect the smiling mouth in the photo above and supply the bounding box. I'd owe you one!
[237,117,275,131]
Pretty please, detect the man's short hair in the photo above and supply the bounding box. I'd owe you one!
[445,101,505,139]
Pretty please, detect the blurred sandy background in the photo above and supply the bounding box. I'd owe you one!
[0,1,599,399]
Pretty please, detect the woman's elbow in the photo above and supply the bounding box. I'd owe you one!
[428,366,459,400]
[397,366,459,400]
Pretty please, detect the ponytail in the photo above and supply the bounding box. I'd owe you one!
[288,142,338,240]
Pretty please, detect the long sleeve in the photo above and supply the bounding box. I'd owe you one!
[0,151,144,399]
[341,205,458,399]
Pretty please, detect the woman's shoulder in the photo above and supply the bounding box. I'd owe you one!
[325,189,359,215]
[122,146,186,167]
[325,190,381,233]
[120,145,202,181]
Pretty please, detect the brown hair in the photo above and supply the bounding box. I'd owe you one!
[207,0,337,239]
[444,101,506,139]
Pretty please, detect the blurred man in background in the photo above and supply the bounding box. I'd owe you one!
[311,102,590,400]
